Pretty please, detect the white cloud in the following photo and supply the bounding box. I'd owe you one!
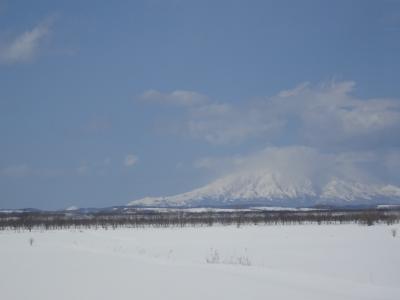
[124,154,138,167]
[278,82,310,97]
[271,81,400,148]
[0,18,52,64]
[144,81,400,148]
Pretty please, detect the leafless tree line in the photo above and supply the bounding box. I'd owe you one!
[0,209,399,231]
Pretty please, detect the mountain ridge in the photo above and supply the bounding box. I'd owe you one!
[128,170,400,208]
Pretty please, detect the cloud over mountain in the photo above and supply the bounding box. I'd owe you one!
[133,81,400,206]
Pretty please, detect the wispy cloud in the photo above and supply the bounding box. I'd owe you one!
[76,162,89,175]
[0,164,31,178]
[84,116,112,134]
[0,164,62,178]
[194,145,400,187]
[124,154,138,167]
[186,102,282,144]
[139,90,208,107]
[0,17,53,64]
[76,158,114,176]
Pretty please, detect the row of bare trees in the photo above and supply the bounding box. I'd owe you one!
[0,209,399,231]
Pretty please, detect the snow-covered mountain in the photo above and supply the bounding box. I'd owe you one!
[128,170,400,207]
[65,206,79,211]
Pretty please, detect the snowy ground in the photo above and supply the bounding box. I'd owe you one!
[1,224,399,300]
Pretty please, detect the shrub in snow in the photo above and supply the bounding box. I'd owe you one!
[206,248,251,266]
[234,255,251,266]
[206,248,220,264]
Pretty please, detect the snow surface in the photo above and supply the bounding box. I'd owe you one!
[1,224,399,300]
[128,170,400,207]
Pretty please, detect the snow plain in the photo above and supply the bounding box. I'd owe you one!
[1,224,399,300]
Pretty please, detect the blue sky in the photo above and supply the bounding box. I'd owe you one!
[1,0,400,209]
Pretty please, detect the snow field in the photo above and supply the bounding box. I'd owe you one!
[0,224,399,300]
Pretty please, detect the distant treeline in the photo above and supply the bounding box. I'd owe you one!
[0,209,399,231]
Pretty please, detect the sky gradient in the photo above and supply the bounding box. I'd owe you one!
[1,0,400,209]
